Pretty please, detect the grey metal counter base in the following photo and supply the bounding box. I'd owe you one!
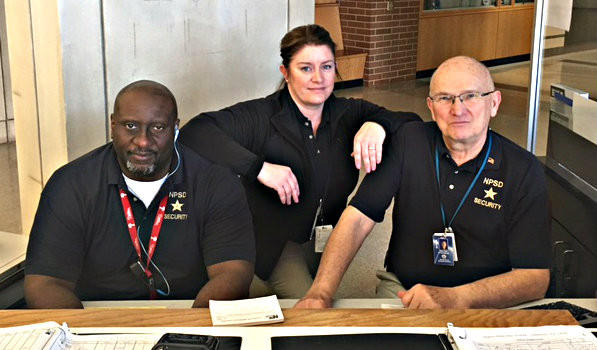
[82,298,597,311]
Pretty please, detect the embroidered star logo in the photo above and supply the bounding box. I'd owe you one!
[484,187,497,201]
[171,200,184,212]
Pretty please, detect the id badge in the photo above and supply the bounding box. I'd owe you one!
[314,225,333,253]
[444,231,458,262]
[432,233,455,266]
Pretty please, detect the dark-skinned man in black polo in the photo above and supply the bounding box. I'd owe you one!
[25,80,255,308]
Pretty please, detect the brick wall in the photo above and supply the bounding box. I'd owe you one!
[339,0,419,86]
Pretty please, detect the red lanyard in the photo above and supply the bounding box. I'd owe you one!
[119,189,168,298]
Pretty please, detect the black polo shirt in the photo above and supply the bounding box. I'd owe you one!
[350,122,550,289]
[286,88,333,207]
[26,143,255,301]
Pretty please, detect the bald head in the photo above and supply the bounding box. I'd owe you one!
[114,80,178,122]
[429,56,494,96]
[425,55,502,160]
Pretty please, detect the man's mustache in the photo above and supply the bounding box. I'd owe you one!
[128,149,157,156]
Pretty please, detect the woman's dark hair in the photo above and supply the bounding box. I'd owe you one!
[280,24,336,69]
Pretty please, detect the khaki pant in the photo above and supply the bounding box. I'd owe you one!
[375,270,407,298]
[250,240,320,299]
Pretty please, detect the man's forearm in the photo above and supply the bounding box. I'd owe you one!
[454,268,549,309]
[24,275,83,309]
[192,260,253,308]
[302,206,376,304]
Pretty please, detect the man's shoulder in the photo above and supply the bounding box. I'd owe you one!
[49,144,114,182]
[490,132,546,193]
[492,131,541,165]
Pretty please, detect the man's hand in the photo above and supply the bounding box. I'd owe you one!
[257,162,300,205]
[353,122,386,173]
[294,295,333,309]
[398,284,465,309]
[398,269,549,309]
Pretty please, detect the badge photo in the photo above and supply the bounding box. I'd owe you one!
[432,233,455,266]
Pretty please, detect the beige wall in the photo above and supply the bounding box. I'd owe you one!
[4,0,67,235]
[3,0,313,235]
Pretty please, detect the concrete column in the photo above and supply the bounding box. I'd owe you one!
[4,0,67,235]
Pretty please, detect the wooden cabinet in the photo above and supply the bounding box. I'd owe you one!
[315,2,367,82]
[495,7,535,58]
[417,2,535,71]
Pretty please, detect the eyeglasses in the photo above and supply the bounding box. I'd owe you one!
[428,91,496,107]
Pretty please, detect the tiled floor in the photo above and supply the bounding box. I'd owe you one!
[0,49,594,298]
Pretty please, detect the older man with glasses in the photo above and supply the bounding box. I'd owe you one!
[296,56,551,310]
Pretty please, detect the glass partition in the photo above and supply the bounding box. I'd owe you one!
[528,0,596,156]
[530,0,597,297]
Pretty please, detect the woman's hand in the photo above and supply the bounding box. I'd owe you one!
[257,162,300,205]
[353,122,386,173]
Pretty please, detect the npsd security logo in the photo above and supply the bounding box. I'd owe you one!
[165,191,188,220]
[473,177,503,211]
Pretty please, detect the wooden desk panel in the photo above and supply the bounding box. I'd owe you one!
[0,308,577,328]
[417,12,498,71]
[494,7,534,59]
[416,5,535,72]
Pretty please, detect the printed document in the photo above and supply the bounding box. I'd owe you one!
[448,324,597,350]
[0,322,160,350]
[209,295,284,326]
